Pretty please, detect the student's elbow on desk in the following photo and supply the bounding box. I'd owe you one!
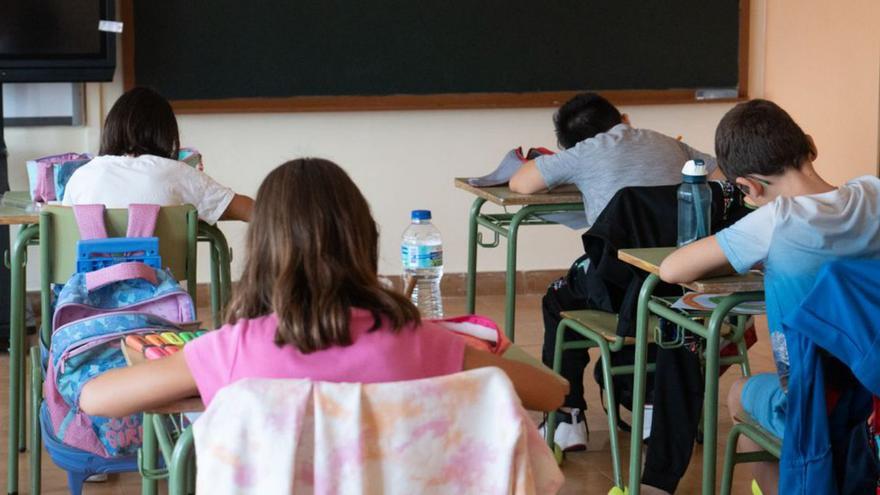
[659,236,731,284]
[508,160,546,194]
[659,257,691,285]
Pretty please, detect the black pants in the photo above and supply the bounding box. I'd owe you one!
[541,275,592,410]
[642,346,704,493]
[541,269,658,412]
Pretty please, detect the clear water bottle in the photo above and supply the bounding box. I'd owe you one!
[677,159,712,247]
[401,210,444,318]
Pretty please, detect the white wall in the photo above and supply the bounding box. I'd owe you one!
[176,102,734,279]
[759,0,880,184]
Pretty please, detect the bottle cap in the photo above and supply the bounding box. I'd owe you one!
[411,210,432,220]
[681,159,708,177]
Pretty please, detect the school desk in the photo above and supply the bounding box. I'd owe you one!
[455,178,584,341]
[618,247,764,495]
[0,191,232,495]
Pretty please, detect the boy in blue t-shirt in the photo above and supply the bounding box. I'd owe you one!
[656,99,880,494]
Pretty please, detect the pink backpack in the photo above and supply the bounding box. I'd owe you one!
[43,204,195,457]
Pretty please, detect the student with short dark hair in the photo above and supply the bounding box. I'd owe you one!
[553,92,623,149]
[63,87,253,223]
[510,92,718,451]
[657,99,880,494]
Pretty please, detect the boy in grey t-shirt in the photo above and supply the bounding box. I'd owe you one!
[512,93,718,451]
[510,92,717,226]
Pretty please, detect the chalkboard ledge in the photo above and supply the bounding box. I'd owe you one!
[162,89,744,114]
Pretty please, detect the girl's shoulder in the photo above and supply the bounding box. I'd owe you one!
[218,313,279,336]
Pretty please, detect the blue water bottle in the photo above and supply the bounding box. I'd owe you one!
[677,159,712,246]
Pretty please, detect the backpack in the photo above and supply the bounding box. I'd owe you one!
[43,204,196,458]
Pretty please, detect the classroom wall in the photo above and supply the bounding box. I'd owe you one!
[9,0,876,287]
[5,91,733,286]
[759,0,880,184]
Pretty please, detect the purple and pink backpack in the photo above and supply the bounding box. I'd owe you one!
[43,204,196,457]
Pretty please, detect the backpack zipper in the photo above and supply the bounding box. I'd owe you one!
[53,285,194,332]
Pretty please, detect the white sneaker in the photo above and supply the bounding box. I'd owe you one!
[85,473,108,482]
[539,408,589,452]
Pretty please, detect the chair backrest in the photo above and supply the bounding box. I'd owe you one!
[192,368,564,494]
[40,205,197,285]
[39,205,198,345]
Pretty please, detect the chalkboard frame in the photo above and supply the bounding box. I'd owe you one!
[120,0,749,113]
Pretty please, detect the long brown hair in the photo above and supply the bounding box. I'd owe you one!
[227,158,420,353]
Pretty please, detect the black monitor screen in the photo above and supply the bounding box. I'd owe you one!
[0,0,115,82]
[0,2,102,58]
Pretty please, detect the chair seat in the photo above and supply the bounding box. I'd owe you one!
[732,411,782,449]
[560,309,739,345]
[559,310,657,344]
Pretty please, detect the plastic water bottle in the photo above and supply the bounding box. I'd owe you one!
[677,159,712,246]
[401,210,444,318]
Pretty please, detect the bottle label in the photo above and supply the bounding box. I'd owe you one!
[401,245,443,269]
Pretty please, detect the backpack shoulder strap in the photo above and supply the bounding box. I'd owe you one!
[73,204,108,240]
[126,204,160,238]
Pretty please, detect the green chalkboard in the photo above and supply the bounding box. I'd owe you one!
[123,1,745,111]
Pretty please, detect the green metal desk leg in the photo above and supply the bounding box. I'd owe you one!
[140,413,158,495]
[8,224,38,495]
[503,207,532,341]
[207,238,221,328]
[720,424,744,495]
[18,294,26,453]
[465,197,486,314]
[627,273,660,495]
[169,427,195,495]
[597,337,624,488]
[29,347,41,495]
[216,235,231,310]
[701,296,742,495]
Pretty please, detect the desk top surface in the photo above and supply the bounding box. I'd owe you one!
[619,247,764,293]
[454,178,582,206]
[0,192,40,225]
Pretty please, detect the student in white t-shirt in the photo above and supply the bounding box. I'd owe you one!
[63,87,253,224]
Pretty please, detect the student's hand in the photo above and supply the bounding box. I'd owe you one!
[509,160,549,194]
[220,194,254,222]
[462,346,567,412]
[79,351,199,418]
[659,235,735,284]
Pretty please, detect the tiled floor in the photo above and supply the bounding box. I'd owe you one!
[0,293,775,494]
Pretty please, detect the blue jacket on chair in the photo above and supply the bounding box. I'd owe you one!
[781,259,880,494]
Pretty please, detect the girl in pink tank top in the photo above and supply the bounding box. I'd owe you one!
[80,158,567,416]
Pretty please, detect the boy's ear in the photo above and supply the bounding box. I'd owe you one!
[806,134,818,161]
[736,177,765,198]
[620,113,630,125]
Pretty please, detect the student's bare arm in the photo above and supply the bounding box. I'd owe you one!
[463,346,567,412]
[659,235,735,285]
[509,160,548,194]
[220,194,254,222]
[79,351,199,418]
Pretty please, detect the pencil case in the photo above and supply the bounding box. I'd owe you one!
[124,330,204,360]
[26,152,93,203]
